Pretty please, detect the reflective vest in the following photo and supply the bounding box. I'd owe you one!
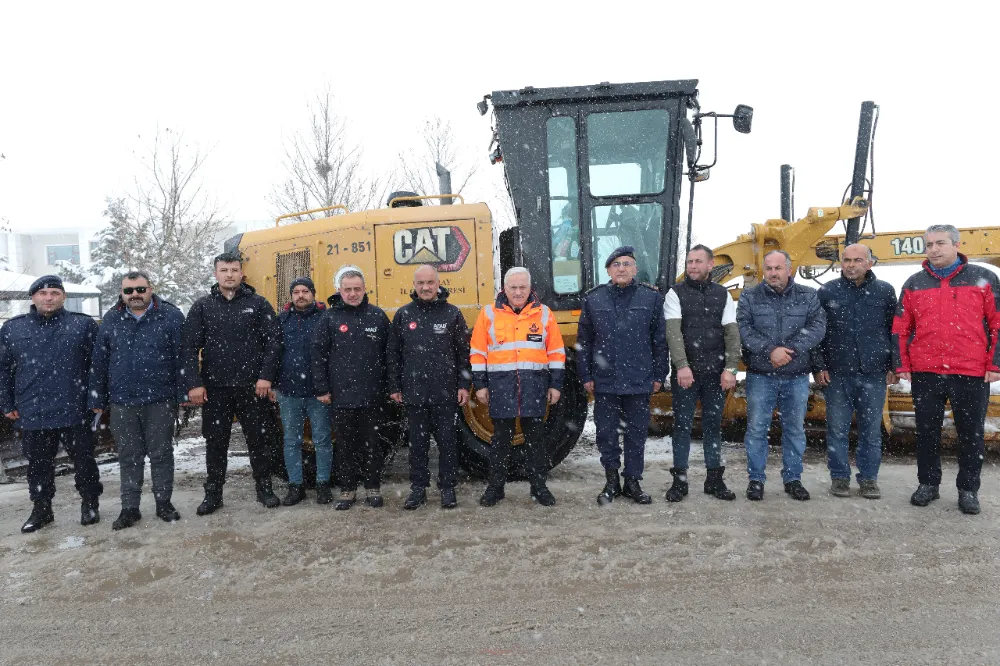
[470,293,566,418]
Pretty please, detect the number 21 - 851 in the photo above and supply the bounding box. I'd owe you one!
[327,241,372,255]
[889,236,925,256]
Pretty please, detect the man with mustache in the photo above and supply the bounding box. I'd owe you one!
[89,271,186,529]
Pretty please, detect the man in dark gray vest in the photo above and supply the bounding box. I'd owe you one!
[663,245,741,502]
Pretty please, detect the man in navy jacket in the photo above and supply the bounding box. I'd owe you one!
[274,276,331,506]
[577,246,668,506]
[812,244,896,500]
[737,250,826,501]
[89,271,187,530]
[1,275,103,533]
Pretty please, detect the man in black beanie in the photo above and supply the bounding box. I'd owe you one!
[1,275,103,532]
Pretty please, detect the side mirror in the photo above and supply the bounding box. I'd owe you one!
[477,97,490,116]
[733,104,753,134]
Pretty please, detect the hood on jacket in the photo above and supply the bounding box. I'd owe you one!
[328,292,369,310]
[409,286,451,303]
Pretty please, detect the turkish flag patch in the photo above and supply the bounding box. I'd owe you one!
[339,324,349,333]
[409,321,418,330]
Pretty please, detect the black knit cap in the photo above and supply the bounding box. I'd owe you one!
[605,246,636,269]
[289,276,315,294]
[29,274,64,296]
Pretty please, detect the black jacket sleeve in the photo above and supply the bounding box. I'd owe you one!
[0,324,15,414]
[181,299,206,391]
[576,298,595,384]
[311,314,332,396]
[258,299,283,383]
[651,290,669,383]
[87,320,111,410]
[452,309,471,389]
[386,310,404,395]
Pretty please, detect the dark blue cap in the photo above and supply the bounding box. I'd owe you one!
[29,275,64,296]
[605,246,636,268]
[289,276,315,294]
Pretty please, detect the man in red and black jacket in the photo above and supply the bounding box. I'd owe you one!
[893,224,1000,515]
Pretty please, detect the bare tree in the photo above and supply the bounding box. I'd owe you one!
[397,117,478,202]
[59,129,228,310]
[270,90,388,220]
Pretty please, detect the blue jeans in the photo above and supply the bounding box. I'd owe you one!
[277,393,333,485]
[744,373,809,484]
[671,374,726,469]
[824,372,885,482]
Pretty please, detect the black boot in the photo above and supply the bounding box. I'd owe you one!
[155,500,181,522]
[910,484,940,507]
[479,484,505,507]
[316,482,333,505]
[622,477,652,504]
[196,487,224,516]
[80,495,100,526]
[958,490,981,515]
[256,478,280,509]
[665,467,689,502]
[112,508,142,531]
[704,467,736,501]
[404,487,427,510]
[530,482,556,507]
[597,468,622,506]
[784,480,811,501]
[21,499,54,534]
[746,480,764,501]
[282,483,306,506]
[440,487,457,509]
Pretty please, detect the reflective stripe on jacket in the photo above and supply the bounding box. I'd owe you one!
[470,292,565,418]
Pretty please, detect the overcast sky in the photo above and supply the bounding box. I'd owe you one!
[0,1,991,252]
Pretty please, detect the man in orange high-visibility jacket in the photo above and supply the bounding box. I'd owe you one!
[470,267,566,508]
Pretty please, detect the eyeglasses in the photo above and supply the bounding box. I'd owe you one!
[610,261,635,269]
[122,287,148,295]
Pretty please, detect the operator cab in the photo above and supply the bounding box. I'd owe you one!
[483,80,698,310]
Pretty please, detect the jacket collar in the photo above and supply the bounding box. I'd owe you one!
[495,290,541,314]
[28,305,66,322]
[328,292,369,311]
[683,275,712,290]
[283,300,325,316]
[922,253,967,281]
[409,286,451,307]
[211,282,255,301]
[839,270,876,289]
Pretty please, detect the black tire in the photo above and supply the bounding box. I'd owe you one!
[458,355,589,480]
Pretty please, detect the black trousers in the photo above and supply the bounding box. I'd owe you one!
[912,372,989,492]
[333,407,383,491]
[23,425,103,502]
[489,417,547,487]
[201,386,274,489]
[407,403,459,490]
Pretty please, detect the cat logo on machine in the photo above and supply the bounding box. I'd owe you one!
[392,226,470,272]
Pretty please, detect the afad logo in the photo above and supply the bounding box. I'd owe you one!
[339,324,349,333]
[392,226,470,272]
[408,321,417,330]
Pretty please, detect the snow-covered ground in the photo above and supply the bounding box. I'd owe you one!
[1,417,999,663]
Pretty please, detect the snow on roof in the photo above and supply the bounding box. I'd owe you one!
[0,271,101,300]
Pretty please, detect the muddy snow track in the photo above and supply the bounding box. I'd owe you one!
[1,433,1000,665]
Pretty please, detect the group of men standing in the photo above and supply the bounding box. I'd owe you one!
[3,223,995,534]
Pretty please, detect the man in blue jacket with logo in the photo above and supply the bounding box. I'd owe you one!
[812,244,897,500]
[1,275,103,533]
[737,250,826,501]
[274,276,332,506]
[89,271,187,530]
[577,246,668,506]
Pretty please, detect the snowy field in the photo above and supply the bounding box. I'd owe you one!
[2,415,1000,665]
